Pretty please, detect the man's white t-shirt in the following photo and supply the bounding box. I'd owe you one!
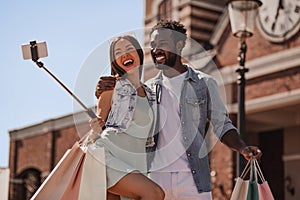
[150,71,190,172]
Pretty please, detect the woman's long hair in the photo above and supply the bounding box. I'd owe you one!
[109,35,144,78]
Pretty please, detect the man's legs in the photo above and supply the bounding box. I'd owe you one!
[149,171,212,200]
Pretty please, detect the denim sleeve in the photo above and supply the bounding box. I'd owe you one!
[206,77,238,139]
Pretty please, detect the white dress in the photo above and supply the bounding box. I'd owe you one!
[93,96,153,194]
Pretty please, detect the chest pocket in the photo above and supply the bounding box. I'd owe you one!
[116,87,133,96]
[106,85,136,128]
[116,87,136,105]
[186,98,206,121]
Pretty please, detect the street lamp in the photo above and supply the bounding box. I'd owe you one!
[227,0,262,176]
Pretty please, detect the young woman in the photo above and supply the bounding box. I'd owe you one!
[89,35,164,200]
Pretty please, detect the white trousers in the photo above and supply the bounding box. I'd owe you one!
[149,171,212,200]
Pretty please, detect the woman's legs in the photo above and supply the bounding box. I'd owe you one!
[107,192,120,200]
[108,172,165,200]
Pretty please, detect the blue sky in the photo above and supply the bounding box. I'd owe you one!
[0,0,144,167]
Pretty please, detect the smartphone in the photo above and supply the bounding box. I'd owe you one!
[21,41,48,60]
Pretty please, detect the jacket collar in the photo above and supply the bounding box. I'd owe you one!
[152,64,198,84]
[118,77,152,94]
[118,77,133,86]
[184,65,198,82]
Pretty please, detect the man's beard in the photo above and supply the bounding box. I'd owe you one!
[154,53,177,70]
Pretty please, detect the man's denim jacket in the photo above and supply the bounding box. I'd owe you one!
[105,78,156,147]
[145,66,238,193]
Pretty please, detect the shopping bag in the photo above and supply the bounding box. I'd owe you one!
[254,159,275,200]
[230,160,251,200]
[60,145,106,200]
[230,177,249,200]
[31,134,106,200]
[246,181,259,200]
[31,142,84,200]
[231,158,275,200]
[77,146,107,199]
[60,149,86,200]
[246,159,259,200]
[257,182,275,200]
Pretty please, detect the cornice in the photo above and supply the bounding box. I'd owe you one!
[9,111,89,141]
[220,46,300,85]
[227,88,300,114]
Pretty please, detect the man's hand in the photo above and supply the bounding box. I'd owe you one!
[95,76,117,98]
[240,146,262,160]
[221,129,263,160]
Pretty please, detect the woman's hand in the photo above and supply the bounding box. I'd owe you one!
[88,117,105,141]
[89,117,105,132]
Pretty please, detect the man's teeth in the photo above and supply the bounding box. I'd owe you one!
[156,56,165,61]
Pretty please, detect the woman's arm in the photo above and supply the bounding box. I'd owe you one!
[97,90,113,120]
[89,90,113,134]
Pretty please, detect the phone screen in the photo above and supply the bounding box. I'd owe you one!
[21,41,48,60]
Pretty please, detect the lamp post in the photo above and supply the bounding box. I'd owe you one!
[227,0,262,177]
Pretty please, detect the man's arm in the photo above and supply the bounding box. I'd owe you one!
[221,129,262,160]
[204,76,262,160]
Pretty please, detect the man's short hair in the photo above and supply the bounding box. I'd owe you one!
[151,19,187,45]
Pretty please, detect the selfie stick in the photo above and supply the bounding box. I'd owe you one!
[29,41,97,119]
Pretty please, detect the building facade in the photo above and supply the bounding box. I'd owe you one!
[8,112,90,200]
[144,0,300,200]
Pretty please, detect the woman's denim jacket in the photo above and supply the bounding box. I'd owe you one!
[105,78,156,147]
[146,66,238,193]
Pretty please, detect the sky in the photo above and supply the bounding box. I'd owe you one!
[0,0,144,167]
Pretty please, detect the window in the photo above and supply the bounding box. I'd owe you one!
[158,0,172,21]
[14,169,41,200]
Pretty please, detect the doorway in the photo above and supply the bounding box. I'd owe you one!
[259,129,284,200]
